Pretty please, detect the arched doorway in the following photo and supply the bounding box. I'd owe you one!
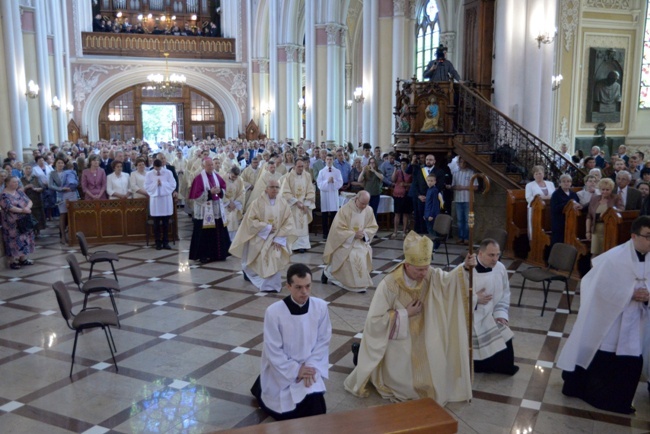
[99,84,226,141]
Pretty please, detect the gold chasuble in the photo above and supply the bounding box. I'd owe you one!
[223,176,245,233]
[229,194,295,278]
[280,170,316,242]
[248,171,281,212]
[322,199,378,291]
[344,263,472,405]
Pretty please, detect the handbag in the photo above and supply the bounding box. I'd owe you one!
[17,215,38,234]
[202,201,216,229]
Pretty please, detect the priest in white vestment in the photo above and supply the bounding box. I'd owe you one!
[557,216,650,414]
[223,165,246,241]
[281,159,315,252]
[144,159,177,250]
[472,239,518,375]
[241,157,261,212]
[248,160,282,212]
[344,231,474,405]
[322,191,378,292]
[229,179,296,292]
[316,154,343,239]
[251,264,332,420]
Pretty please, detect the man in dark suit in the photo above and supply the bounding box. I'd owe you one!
[156,152,179,198]
[99,148,113,176]
[114,151,131,174]
[615,171,643,211]
[406,154,445,234]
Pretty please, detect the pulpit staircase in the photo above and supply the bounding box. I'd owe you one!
[393,80,584,190]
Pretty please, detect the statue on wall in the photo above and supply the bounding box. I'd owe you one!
[586,48,624,123]
[420,96,441,133]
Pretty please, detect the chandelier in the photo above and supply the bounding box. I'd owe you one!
[146,53,186,100]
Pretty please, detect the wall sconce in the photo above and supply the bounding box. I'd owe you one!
[551,74,563,91]
[171,15,176,21]
[137,14,143,21]
[261,103,272,116]
[297,98,305,110]
[160,15,166,22]
[25,80,39,99]
[345,100,353,110]
[66,103,74,114]
[191,14,197,21]
[51,96,61,110]
[354,87,364,103]
[147,13,153,19]
[535,28,557,49]
[116,11,122,18]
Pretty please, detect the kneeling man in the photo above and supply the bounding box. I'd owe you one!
[322,190,378,292]
[251,264,332,420]
[472,239,519,375]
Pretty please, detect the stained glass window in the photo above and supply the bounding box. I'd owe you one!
[415,0,440,80]
[640,2,650,108]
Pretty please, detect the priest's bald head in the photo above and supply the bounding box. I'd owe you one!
[354,191,370,211]
[266,180,281,199]
[403,231,433,282]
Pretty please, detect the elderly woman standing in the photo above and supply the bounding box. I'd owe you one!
[50,157,80,243]
[21,164,46,236]
[1,176,35,269]
[106,160,131,199]
[525,165,556,239]
[129,157,149,199]
[586,178,623,256]
[81,154,107,200]
[550,174,581,246]
[577,174,598,207]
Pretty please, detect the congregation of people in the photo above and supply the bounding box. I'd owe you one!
[3,135,650,422]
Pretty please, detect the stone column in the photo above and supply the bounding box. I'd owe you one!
[304,0,317,141]
[325,23,342,145]
[392,0,407,132]
[284,44,301,142]
[257,59,269,135]
[49,0,67,143]
[12,1,31,151]
[345,63,353,143]
[268,0,279,139]
[35,0,53,147]
[362,0,379,145]
[1,0,24,155]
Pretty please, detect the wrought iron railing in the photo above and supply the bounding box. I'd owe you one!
[456,83,584,186]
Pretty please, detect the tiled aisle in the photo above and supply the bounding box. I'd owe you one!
[0,213,649,433]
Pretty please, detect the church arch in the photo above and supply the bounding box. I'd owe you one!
[82,67,241,141]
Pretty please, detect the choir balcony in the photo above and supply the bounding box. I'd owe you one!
[81,32,236,60]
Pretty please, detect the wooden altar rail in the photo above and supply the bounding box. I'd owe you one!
[66,199,178,246]
[218,398,457,434]
[602,208,639,251]
[81,32,236,60]
[563,200,589,259]
[528,196,551,266]
[505,189,527,259]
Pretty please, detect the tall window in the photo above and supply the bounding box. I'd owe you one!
[640,1,650,108]
[415,0,440,80]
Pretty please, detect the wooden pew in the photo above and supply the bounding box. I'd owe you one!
[602,208,640,252]
[528,195,551,265]
[505,189,527,258]
[218,398,457,434]
[66,199,178,246]
[563,199,589,258]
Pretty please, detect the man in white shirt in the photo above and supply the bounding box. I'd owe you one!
[316,154,343,239]
[251,264,331,421]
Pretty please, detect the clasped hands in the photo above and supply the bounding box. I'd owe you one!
[354,230,364,240]
[632,288,650,303]
[298,364,317,388]
[209,185,220,195]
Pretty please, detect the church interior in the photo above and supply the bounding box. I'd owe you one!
[1,0,650,432]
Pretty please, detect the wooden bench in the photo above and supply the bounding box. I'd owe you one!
[528,196,551,265]
[218,398,457,434]
[505,189,527,258]
[66,199,178,246]
[602,208,639,252]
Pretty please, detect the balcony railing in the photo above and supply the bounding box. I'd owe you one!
[81,32,236,60]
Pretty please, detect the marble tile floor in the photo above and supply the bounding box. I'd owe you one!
[0,213,649,433]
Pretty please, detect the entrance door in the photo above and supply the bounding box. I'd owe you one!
[141,104,178,149]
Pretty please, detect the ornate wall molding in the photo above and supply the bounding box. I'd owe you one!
[187,67,248,114]
[393,0,406,16]
[325,23,344,45]
[561,0,580,52]
[440,32,456,53]
[554,117,571,149]
[583,0,630,9]
[257,58,269,74]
